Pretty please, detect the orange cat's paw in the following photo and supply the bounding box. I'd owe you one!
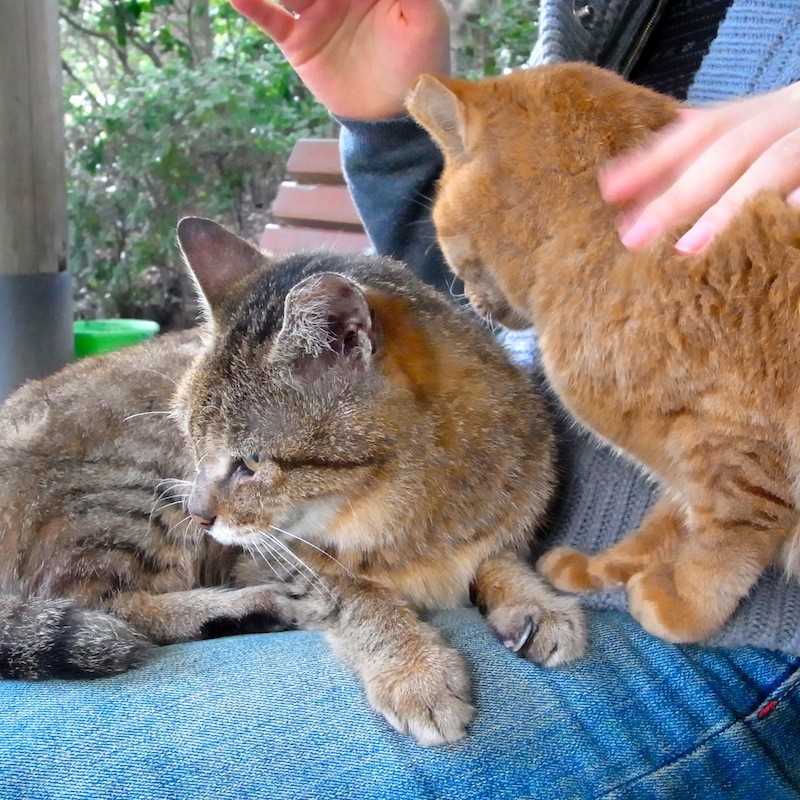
[588,555,643,587]
[536,547,604,592]
[627,570,721,643]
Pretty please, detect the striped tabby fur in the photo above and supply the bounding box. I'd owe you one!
[0,220,584,745]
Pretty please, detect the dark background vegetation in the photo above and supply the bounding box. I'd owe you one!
[61,0,538,328]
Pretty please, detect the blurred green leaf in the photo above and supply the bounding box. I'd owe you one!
[60,0,330,322]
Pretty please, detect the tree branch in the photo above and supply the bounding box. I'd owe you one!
[59,11,132,74]
[61,58,105,109]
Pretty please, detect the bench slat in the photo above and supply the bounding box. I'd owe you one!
[271,183,364,229]
[259,224,371,254]
[263,137,370,255]
[285,138,344,185]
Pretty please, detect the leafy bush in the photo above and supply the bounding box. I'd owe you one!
[451,0,539,78]
[62,0,330,325]
[61,0,537,325]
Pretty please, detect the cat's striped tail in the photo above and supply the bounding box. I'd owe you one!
[0,596,152,680]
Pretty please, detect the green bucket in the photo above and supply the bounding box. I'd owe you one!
[73,319,161,358]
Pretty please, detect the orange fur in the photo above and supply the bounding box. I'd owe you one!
[408,63,800,643]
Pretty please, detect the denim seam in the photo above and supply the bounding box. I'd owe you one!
[752,667,800,714]
[596,665,800,800]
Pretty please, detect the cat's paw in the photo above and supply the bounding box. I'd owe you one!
[537,547,603,592]
[486,594,586,666]
[364,646,474,747]
[627,569,720,643]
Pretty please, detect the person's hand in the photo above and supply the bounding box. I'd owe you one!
[599,81,800,255]
[229,0,450,120]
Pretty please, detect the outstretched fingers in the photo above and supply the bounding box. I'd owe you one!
[229,0,296,43]
[673,125,800,254]
[600,108,712,208]
[600,82,800,255]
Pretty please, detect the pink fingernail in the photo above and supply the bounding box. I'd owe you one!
[788,188,800,207]
[675,221,715,255]
[619,216,661,250]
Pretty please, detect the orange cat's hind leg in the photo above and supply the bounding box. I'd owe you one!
[537,497,682,593]
[627,484,794,643]
[626,564,708,643]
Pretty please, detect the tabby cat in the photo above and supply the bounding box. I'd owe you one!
[0,218,584,746]
[407,63,800,645]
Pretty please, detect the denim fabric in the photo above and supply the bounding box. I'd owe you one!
[1,609,797,800]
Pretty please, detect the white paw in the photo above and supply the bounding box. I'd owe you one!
[364,647,475,746]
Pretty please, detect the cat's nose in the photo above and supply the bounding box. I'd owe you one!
[188,495,217,529]
[190,513,216,530]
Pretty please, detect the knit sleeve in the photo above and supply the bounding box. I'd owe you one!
[338,115,454,295]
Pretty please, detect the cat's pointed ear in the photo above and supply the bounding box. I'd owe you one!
[270,272,375,380]
[177,217,268,315]
[407,75,470,163]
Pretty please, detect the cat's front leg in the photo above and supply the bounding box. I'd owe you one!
[105,584,292,644]
[472,551,585,665]
[277,572,474,747]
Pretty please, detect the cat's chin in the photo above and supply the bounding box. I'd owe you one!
[206,520,261,547]
[498,316,533,332]
[470,301,532,332]
[488,313,533,332]
[206,499,344,549]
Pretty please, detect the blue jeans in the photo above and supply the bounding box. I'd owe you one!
[1,608,798,800]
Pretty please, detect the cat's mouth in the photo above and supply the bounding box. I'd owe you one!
[205,519,260,546]
[202,499,344,550]
[467,290,532,331]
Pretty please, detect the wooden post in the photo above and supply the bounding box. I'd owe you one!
[0,0,72,401]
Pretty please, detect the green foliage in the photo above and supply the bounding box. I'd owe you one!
[65,51,328,312]
[61,0,539,322]
[458,0,539,78]
[61,0,330,322]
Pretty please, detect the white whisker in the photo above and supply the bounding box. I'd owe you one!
[155,477,193,489]
[135,368,182,389]
[168,514,196,543]
[124,411,175,422]
[258,534,304,579]
[260,531,337,602]
[249,539,284,579]
[269,524,355,578]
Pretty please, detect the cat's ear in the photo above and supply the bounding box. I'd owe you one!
[177,217,268,315]
[270,272,375,380]
[407,75,470,163]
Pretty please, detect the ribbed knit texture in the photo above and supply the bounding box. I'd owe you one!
[688,0,800,102]
[339,2,800,655]
[629,0,733,100]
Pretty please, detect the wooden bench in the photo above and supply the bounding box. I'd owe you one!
[260,138,372,254]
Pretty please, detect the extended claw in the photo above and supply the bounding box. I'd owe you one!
[504,615,535,653]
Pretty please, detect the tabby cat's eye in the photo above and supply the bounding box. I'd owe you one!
[241,453,261,473]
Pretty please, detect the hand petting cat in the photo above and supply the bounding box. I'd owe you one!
[230,1,800,259]
[228,0,450,120]
[600,80,800,256]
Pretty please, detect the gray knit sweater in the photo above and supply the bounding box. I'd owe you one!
[340,0,800,655]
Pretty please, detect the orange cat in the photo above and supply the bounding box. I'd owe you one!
[407,63,800,644]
